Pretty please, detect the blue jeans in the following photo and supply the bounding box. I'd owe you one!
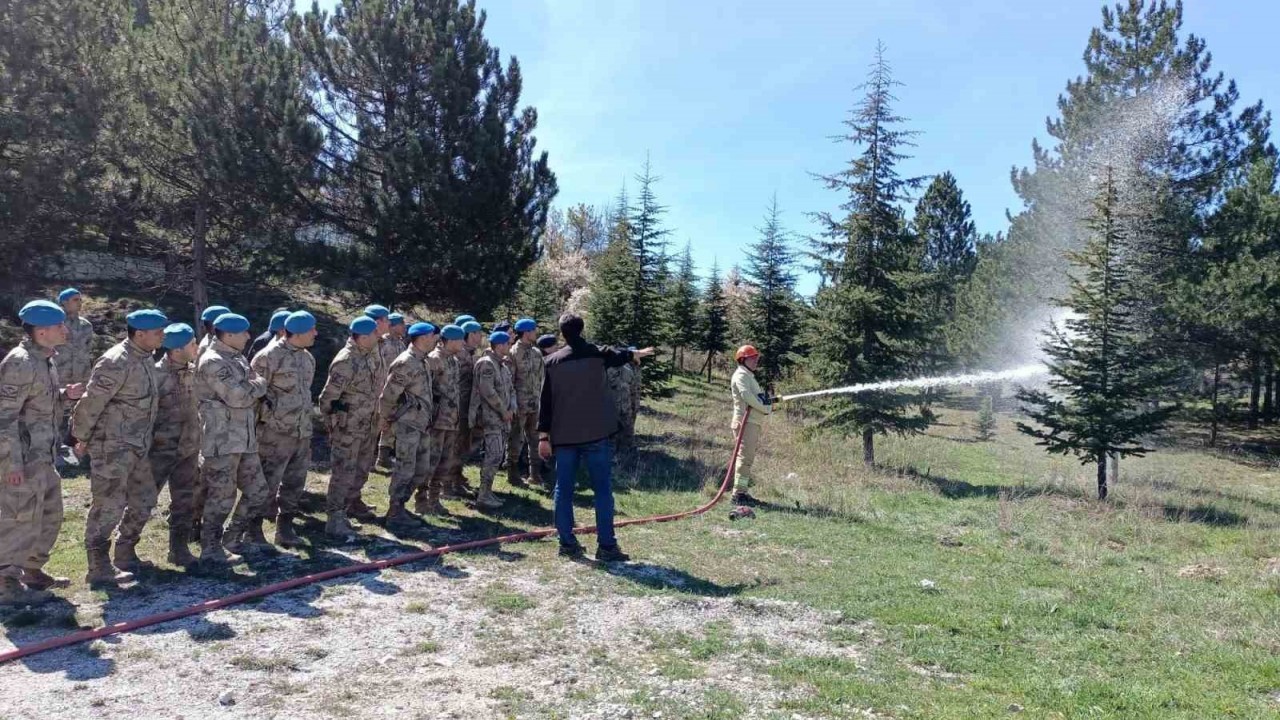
[553,439,617,548]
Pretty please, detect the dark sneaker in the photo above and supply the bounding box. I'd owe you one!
[558,543,586,559]
[595,545,631,563]
[731,491,760,507]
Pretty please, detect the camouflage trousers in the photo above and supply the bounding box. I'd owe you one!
[417,428,457,503]
[258,427,311,519]
[732,423,763,493]
[480,429,509,486]
[85,443,157,551]
[388,424,439,505]
[327,419,378,513]
[615,410,637,453]
[151,450,200,534]
[506,411,540,484]
[199,452,269,550]
[0,462,64,578]
[435,422,469,484]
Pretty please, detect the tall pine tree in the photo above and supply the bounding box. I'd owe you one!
[585,234,640,346]
[625,156,672,349]
[743,194,800,390]
[1017,168,1178,500]
[698,262,730,383]
[805,43,932,466]
[666,242,701,369]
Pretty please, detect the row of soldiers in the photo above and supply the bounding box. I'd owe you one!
[0,289,640,605]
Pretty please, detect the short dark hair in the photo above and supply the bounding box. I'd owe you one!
[22,322,35,338]
[558,313,584,340]
[215,329,231,342]
[285,330,298,339]
[127,327,139,340]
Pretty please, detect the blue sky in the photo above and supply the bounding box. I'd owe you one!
[299,0,1278,294]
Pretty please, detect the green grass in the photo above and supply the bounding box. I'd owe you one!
[478,583,537,614]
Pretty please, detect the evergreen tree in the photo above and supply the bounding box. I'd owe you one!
[585,235,640,346]
[975,395,997,442]
[698,262,730,383]
[516,262,560,326]
[913,172,977,311]
[666,242,702,370]
[291,0,557,314]
[743,194,800,390]
[626,156,672,349]
[805,43,932,466]
[1017,168,1179,500]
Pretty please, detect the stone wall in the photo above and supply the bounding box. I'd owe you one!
[42,250,170,284]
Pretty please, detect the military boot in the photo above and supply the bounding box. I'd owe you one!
[346,498,378,523]
[274,514,304,548]
[376,444,395,470]
[506,471,529,490]
[453,476,476,499]
[0,576,51,606]
[239,518,276,555]
[198,542,243,570]
[113,541,155,573]
[167,525,198,568]
[21,568,71,590]
[85,548,134,587]
[421,494,450,516]
[412,491,433,515]
[384,501,421,531]
[325,511,359,543]
[474,478,504,510]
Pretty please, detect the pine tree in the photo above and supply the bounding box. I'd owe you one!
[666,242,702,370]
[626,156,673,349]
[291,0,557,314]
[516,263,561,326]
[975,395,997,442]
[743,195,800,391]
[805,43,932,466]
[913,172,977,311]
[585,235,640,346]
[1017,168,1179,500]
[699,262,730,383]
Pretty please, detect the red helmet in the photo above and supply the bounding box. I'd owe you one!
[735,345,760,362]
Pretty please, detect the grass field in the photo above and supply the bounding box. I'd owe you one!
[4,372,1280,719]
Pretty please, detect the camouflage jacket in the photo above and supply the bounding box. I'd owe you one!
[469,350,515,432]
[72,339,159,451]
[379,346,434,432]
[0,338,62,471]
[195,340,268,457]
[455,345,477,423]
[152,355,198,458]
[507,340,544,414]
[251,338,316,438]
[318,339,380,432]
[57,314,95,386]
[378,335,405,381]
[427,347,460,431]
[607,363,639,420]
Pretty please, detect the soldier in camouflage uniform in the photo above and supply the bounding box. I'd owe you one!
[150,323,201,567]
[416,324,465,515]
[505,319,544,489]
[374,309,406,469]
[379,322,437,528]
[196,305,231,355]
[606,358,640,454]
[55,289,94,451]
[318,316,382,540]
[445,319,483,497]
[470,331,515,510]
[0,301,84,605]
[194,313,271,567]
[250,311,317,549]
[72,308,166,585]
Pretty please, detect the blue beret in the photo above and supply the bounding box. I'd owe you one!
[489,331,511,346]
[407,322,436,338]
[213,313,250,334]
[127,308,169,331]
[162,323,195,350]
[201,305,230,323]
[57,288,82,304]
[461,321,482,335]
[19,300,66,327]
[284,311,316,334]
[455,315,475,326]
[388,313,404,326]
[440,324,465,341]
[514,318,537,333]
[350,316,377,335]
[364,304,390,319]
[268,310,291,333]
[535,334,557,349]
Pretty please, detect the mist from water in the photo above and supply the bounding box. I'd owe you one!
[779,363,1049,402]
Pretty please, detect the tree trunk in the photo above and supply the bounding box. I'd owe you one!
[1209,361,1221,448]
[1249,351,1262,430]
[192,197,209,333]
[705,352,714,384]
[1096,457,1108,500]
[1265,355,1276,425]
[862,427,874,467]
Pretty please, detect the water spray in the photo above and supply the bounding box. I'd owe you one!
[777,363,1049,402]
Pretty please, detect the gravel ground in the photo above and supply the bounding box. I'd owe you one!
[0,545,872,720]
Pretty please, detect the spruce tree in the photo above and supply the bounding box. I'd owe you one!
[291,0,557,314]
[743,194,800,390]
[516,263,561,326]
[666,242,702,370]
[975,395,997,442]
[1017,168,1179,500]
[626,156,672,349]
[699,262,730,383]
[913,172,977,312]
[805,43,932,466]
[586,235,640,346]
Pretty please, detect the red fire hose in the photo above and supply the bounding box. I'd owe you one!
[0,411,751,665]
